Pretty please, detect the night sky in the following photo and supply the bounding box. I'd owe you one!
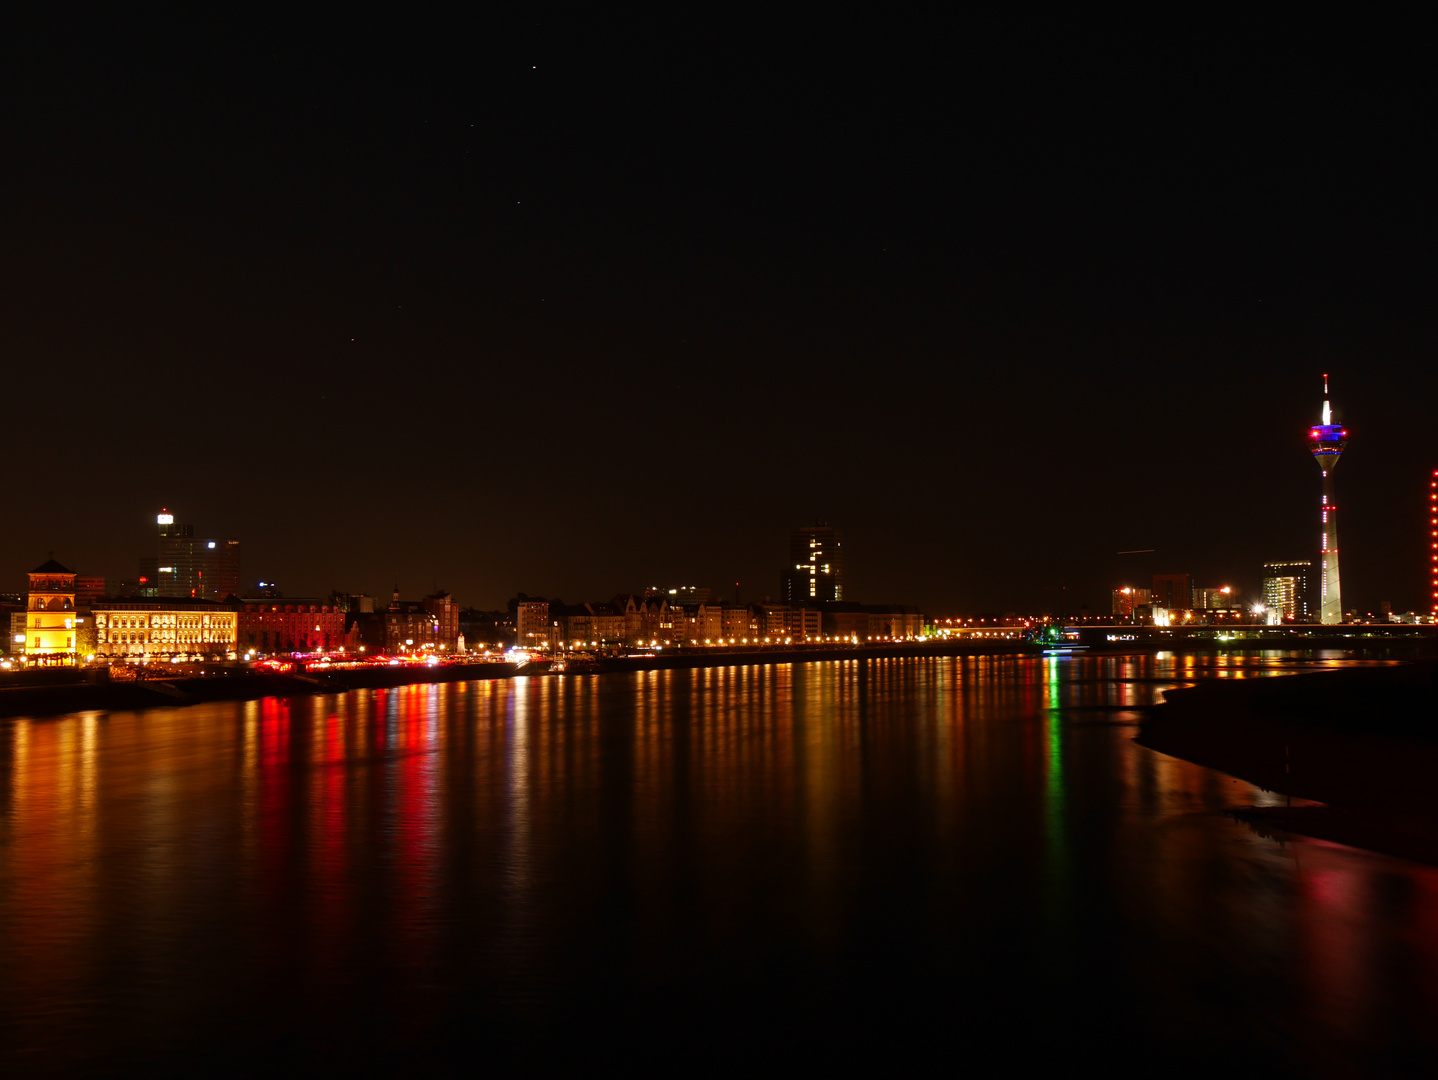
[4,17,1434,614]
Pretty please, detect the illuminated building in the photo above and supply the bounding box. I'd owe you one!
[759,603,821,641]
[782,523,843,602]
[1263,561,1314,623]
[142,509,242,601]
[422,591,461,649]
[1150,573,1191,614]
[1112,587,1150,619]
[611,594,663,645]
[1431,470,1437,621]
[2,594,24,655]
[516,599,553,650]
[23,559,78,664]
[92,599,238,660]
[1193,587,1235,611]
[1308,377,1347,624]
[820,603,924,640]
[722,605,760,640]
[385,594,441,652]
[645,586,711,606]
[74,577,106,609]
[237,599,347,654]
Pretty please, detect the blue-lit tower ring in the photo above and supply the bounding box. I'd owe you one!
[1307,374,1347,625]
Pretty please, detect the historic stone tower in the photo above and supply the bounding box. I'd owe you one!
[25,558,78,664]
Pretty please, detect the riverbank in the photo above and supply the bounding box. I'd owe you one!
[0,641,1034,718]
[1137,662,1438,864]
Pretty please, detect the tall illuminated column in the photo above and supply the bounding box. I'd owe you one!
[1307,375,1348,624]
[1430,469,1437,622]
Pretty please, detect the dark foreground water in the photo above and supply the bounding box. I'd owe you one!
[3,653,1438,1076]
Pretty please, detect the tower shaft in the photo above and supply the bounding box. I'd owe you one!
[1319,470,1342,624]
[1308,376,1347,625]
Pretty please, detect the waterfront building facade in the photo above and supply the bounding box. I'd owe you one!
[237,600,347,654]
[385,599,440,653]
[92,599,238,660]
[422,591,461,649]
[516,600,553,650]
[24,559,79,664]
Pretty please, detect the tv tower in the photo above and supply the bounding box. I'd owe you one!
[1307,375,1347,624]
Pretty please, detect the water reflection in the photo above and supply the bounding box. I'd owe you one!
[1,653,1435,1071]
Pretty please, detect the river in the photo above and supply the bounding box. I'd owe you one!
[3,652,1436,1075]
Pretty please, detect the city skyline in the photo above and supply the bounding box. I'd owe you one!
[10,472,1434,621]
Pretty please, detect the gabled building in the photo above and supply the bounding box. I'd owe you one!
[385,591,440,653]
[422,591,460,650]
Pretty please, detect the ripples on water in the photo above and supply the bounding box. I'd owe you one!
[2,653,1437,1075]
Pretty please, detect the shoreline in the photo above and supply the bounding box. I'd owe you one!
[1138,662,1438,865]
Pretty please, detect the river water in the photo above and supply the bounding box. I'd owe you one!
[3,653,1437,1076]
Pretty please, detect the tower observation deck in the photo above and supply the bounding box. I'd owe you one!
[1308,375,1347,624]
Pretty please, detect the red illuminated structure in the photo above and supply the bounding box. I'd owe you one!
[1308,376,1347,625]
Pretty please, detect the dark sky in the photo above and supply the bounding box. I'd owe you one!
[3,16,1434,614]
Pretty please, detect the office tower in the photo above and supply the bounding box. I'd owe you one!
[146,509,242,601]
[1262,561,1314,623]
[1112,587,1150,620]
[782,523,843,602]
[1430,470,1437,621]
[1193,587,1235,611]
[1150,573,1191,613]
[1308,377,1347,624]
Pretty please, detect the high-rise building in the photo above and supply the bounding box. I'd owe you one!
[144,509,241,601]
[645,586,711,605]
[782,523,843,602]
[1263,561,1314,623]
[74,577,106,609]
[1111,587,1150,619]
[1150,573,1191,613]
[1308,377,1347,624]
